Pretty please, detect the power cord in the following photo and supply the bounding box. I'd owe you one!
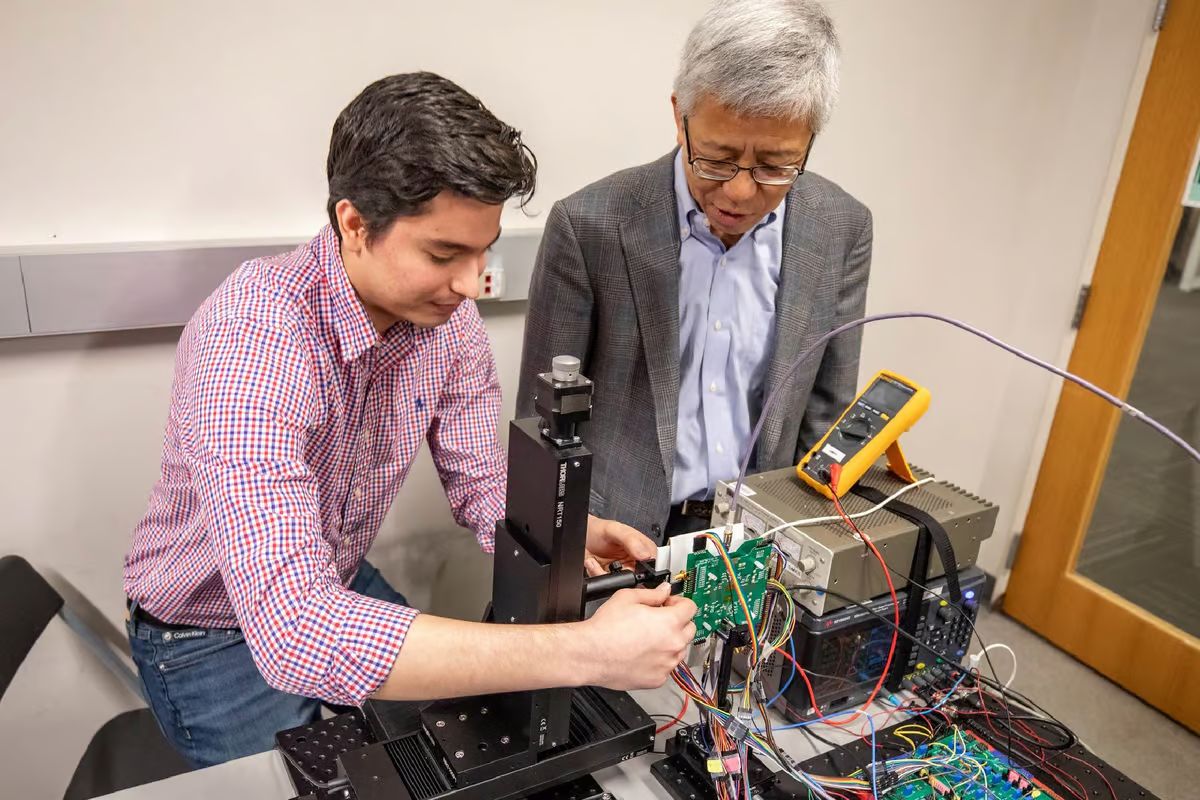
[969,642,1017,687]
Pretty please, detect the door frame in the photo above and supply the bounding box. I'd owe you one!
[1005,0,1200,732]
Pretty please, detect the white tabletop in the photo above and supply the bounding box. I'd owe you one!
[97,685,898,799]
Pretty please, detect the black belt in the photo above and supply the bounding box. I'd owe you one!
[126,598,196,631]
[672,499,714,520]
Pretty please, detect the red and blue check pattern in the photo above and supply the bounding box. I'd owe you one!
[124,226,505,706]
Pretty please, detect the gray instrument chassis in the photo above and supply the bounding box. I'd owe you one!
[712,464,997,616]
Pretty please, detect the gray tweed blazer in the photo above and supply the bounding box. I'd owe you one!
[517,150,873,539]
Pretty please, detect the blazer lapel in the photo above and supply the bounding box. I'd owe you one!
[621,153,682,481]
[758,182,833,466]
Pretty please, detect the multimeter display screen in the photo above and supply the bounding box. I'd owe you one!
[863,379,913,413]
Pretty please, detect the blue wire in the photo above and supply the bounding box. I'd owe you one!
[907,670,969,716]
[766,635,797,708]
[763,709,880,799]
[865,710,879,800]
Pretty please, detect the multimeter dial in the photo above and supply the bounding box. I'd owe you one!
[841,415,872,441]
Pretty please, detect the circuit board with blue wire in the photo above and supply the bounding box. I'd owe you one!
[850,726,1063,799]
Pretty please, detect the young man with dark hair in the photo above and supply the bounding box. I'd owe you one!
[124,72,696,768]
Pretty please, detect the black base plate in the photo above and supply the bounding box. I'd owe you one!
[279,687,651,800]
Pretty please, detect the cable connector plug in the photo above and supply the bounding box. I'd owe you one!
[828,462,842,493]
[708,750,741,775]
[726,711,752,743]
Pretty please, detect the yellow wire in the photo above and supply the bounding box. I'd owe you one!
[895,725,934,741]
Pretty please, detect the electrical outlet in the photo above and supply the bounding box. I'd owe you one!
[479,256,505,300]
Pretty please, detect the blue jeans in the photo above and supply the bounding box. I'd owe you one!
[127,561,407,768]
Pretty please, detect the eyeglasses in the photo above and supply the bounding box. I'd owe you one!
[683,115,815,186]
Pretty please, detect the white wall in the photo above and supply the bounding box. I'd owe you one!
[824,1,1158,584]
[0,1,1157,795]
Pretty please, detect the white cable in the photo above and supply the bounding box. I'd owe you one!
[968,642,1017,688]
[762,477,938,539]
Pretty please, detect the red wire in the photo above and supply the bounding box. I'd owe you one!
[819,464,900,725]
[1011,716,1103,800]
[971,684,1090,800]
[766,466,901,729]
[775,644,826,709]
[656,692,690,734]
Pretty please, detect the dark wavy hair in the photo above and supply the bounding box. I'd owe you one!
[326,72,537,243]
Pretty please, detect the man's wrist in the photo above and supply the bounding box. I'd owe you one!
[553,620,604,688]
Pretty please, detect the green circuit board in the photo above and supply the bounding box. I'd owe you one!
[682,537,773,641]
[858,728,1063,799]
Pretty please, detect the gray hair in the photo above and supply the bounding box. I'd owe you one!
[674,0,841,132]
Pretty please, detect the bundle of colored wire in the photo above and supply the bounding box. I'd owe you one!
[672,660,845,799]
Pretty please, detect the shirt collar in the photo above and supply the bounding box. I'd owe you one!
[672,150,785,245]
[312,225,383,364]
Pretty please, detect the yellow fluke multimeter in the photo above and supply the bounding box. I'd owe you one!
[797,370,931,499]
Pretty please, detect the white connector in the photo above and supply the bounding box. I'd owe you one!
[662,523,747,575]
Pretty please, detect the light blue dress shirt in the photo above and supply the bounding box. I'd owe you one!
[671,151,785,503]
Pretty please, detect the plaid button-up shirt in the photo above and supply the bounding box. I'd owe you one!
[124,225,505,705]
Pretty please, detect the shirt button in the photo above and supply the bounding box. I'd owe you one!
[715,442,725,454]
[719,256,727,267]
[680,225,689,239]
[714,320,723,331]
[709,382,718,393]
[354,487,363,501]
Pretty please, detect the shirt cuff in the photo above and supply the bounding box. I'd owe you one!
[328,592,419,706]
[471,492,504,555]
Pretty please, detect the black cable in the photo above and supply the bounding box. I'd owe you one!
[970,673,1077,750]
[798,725,842,750]
[879,561,1016,765]
[881,563,1005,687]
[779,585,1079,793]
[970,708,1076,751]
[816,480,1017,767]
[782,549,1079,796]
[971,670,1068,724]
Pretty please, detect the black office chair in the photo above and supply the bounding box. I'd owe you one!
[0,555,192,799]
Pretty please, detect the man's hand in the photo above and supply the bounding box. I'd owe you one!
[580,583,697,689]
[584,514,658,576]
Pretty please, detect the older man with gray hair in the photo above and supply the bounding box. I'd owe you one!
[519,0,871,552]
